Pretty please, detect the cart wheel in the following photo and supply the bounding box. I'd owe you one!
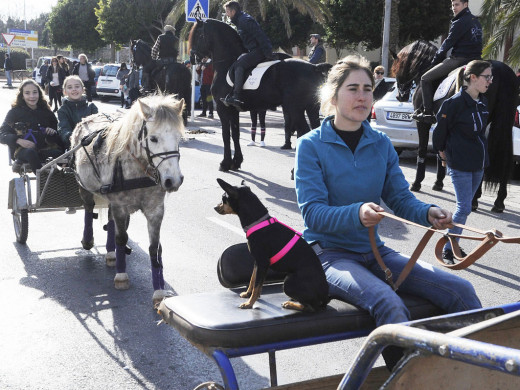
[193,382,225,390]
[12,186,28,244]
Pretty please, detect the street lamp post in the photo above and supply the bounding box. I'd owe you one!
[381,0,391,75]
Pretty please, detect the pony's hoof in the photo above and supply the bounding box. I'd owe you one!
[114,273,129,290]
[105,251,116,267]
[81,239,94,250]
[153,289,174,308]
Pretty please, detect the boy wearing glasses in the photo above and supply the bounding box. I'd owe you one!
[414,0,482,124]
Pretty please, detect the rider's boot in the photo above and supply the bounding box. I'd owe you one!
[221,67,245,110]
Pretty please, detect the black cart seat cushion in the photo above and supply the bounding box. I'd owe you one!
[158,243,444,351]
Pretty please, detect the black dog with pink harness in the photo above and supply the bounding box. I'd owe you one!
[215,178,329,311]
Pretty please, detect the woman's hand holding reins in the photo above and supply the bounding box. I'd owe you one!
[359,202,385,227]
[428,206,452,230]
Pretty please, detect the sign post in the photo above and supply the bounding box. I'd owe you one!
[185,0,209,123]
[186,0,209,22]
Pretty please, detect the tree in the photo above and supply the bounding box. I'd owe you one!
[481,0,520,68]
[166,0,330,40]
[324,0,452,54]
[96,0,175,45]
[47,0,103,52]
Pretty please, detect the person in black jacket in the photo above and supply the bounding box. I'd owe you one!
[0,79,64,172]
[46,57,67,112]
[142,25,179,92]
[4,53,14,88]
[221,1,273,109]
[432,60,491,264]
[308,34,326,64]
[414,0,482,123]
[72,54,96,103]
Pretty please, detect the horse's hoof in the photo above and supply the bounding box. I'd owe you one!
[105,251,116,267]
[153,289,174,308]
[230,158,243,171]
[491,204,505,213]
[114,273,129,290]
[219,163,231,172]
[410,182,421,192]
[81,239,94,250]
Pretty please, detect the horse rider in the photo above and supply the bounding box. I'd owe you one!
[308,34,326,64]
[143,25,179,91]
[413,0,482,124]
[221,1,274,110]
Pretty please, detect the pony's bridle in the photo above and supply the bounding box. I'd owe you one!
[136,120,180,184]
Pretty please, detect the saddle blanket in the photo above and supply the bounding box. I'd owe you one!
[226,60,280,90]
[433,67,462,102]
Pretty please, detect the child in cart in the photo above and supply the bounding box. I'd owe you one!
[0,79,64,173]
[57,75,98,150]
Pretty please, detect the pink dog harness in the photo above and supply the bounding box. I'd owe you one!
[246,217,302,265]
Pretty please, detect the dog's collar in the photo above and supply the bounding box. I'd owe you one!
[243,213,270,234]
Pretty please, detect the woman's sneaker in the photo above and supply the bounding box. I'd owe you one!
[247,141,256,146]
[442,248,468,265]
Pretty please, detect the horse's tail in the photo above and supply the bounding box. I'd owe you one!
[484,61,518,188]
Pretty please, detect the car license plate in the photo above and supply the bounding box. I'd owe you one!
[387,112,412,121]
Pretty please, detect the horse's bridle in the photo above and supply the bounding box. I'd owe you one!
[136,120,180,184]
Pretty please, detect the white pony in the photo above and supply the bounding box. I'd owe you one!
[71,95,185,305]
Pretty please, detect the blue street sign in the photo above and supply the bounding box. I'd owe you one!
[186,0,209,22]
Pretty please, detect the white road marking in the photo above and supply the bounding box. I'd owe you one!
[206,216,244,237]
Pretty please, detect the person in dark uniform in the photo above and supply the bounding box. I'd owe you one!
[308,34,326,64]
[221,1,274,110]
[143,25,179,91]
[413,0,482,124]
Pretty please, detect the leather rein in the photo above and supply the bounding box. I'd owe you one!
[369,211,520,291]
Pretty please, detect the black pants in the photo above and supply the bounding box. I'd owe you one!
[233,49,266,95]
[83,80,93,102]
[15,147,63,172]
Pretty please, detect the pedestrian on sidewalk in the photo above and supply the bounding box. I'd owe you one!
[247,109,266,147]
[46,57,66,112]
[4,54,13,88]
[196,57,214,118]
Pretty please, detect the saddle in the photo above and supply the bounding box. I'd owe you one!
[226,60,280,90]
[369,211,520,291]
[433,66,464,102]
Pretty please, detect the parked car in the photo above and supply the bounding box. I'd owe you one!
[370,82,431,154]
[91,65,103,98]
[96,63,122,101]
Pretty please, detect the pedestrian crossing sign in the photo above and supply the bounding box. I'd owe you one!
[186,0,209,22]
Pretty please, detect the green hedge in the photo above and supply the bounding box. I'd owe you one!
[1,48,31,70]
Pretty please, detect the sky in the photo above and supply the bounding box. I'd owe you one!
[1,0,58,23]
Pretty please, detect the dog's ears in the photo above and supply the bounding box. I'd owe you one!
[217,178,239,198]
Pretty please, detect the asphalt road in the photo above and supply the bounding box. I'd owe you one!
[0,82,519,389]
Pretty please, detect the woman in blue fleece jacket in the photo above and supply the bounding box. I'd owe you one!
[294,56,481,370]
[433,60,491,265]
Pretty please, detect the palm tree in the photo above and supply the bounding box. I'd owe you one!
[167,0,330,39]
[480,0,520,68]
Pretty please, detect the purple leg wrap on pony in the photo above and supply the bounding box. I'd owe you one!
[151,256,165,290]
[105,220,115,252]
[116,244,127,273]
[83,211,94,243]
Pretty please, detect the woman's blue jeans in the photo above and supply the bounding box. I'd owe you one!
[319,246,482,327]
[446,168,484,250]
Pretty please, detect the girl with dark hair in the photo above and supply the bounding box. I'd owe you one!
[116,63,130,108]
[46,57,66,112]
[0,79,64,172]
[433,60,492,264]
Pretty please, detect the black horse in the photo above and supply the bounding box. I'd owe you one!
[188,18,331,172]
[130,39,192,123]
[392,40,518,212]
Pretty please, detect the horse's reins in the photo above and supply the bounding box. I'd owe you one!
[369,211,520,291]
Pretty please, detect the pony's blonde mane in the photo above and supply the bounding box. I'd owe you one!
[104,94,184,158]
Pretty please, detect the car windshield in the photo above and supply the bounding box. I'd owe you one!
[101,65,119,77]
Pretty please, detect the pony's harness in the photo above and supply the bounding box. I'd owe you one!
[78,114,180,194]
[246,217,302,265]
[369,211,520,291]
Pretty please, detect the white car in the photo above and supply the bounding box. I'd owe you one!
[370,82,433,154]
[96,63,122,101]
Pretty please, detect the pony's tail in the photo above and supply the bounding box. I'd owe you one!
[484,62,518,189]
